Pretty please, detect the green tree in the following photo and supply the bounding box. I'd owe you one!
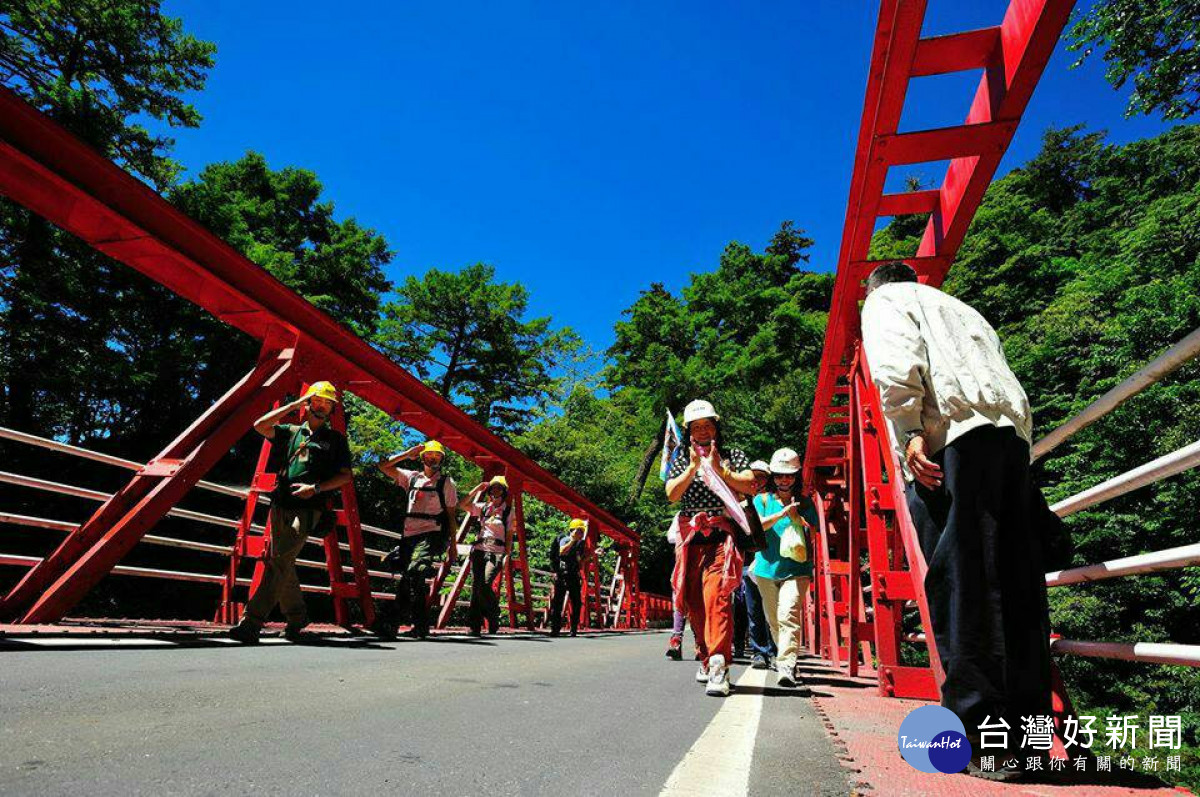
[170,153,392,338]
[0,0,214,441]
[376,264,583,432]
[1069,0,1200,120]
[608,222,832,459]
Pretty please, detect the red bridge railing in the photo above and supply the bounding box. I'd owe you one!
[0,84,646,630]
[800,0,1200,739]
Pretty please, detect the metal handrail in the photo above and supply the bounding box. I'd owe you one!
[0,553,396,601]
[1032,326,1200,461]
[0,512,399,581]
[0,426,405,542]
[1050,439,1200,517]
[1046,542,1200,587]
[0,429,597,622]
[1049,639,1200,667]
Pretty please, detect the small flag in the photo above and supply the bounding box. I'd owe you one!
[658,410,684,481]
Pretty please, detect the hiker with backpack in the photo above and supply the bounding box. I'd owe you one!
[548,519,589,637]
[459,475,513,636]
[379,440,459,639]
[229,381,352,644]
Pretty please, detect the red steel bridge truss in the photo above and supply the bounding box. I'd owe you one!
[802,0,1200,733]
[0,85,659,632]
[0,0,1197,720]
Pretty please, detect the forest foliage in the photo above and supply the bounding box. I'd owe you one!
[0,0,1197,786]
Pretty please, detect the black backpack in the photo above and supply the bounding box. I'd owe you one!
[395,473,451,534]
[472,501,513,547]
[383,473,453,570]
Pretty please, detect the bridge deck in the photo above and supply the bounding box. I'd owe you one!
[0,623,1187,795]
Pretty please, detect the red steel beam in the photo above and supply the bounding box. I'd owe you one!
[804,0,1074,488]
[0,86,637,551]
[910,27,1000,77]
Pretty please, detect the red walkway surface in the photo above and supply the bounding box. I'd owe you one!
[803,657,1191,796]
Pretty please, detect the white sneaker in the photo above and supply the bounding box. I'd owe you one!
[695,661,709,683]
[705,654,730,697]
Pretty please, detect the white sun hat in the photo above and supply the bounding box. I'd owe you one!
[682,399,720,426]
[769,447,801,475]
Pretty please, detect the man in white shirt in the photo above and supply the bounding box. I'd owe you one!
[379,440,459,638]
[860,262,1051,781]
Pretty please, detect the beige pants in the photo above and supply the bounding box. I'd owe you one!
[244,506,322,629]
[753,573,811,673]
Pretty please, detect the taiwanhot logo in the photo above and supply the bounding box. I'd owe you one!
[897,705,972,774]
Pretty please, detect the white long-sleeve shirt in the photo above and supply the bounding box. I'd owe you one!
[860,282,1032,480]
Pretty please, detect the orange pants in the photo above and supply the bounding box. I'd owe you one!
[682,540,733,666]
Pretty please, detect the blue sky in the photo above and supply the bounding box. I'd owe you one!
[161,1,1173,355]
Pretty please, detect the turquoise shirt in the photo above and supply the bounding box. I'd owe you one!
[751,492,816,580]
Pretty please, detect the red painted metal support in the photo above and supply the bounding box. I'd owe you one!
[500,472,535,630]
[852,349,942,699]
[580,524,604,629]
[802,0,1075,700]
[6,344,296,623]
[322,385,377,627]
[432,514,477,630]
[0,84,642,625]
[215,419,276,624]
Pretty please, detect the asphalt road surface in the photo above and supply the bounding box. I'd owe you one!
[0,629,852,796]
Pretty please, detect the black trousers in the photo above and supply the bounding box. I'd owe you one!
[389,531,446,634]
[468,549,503,633]
[550,572,582,634]
[905,425,1052,735]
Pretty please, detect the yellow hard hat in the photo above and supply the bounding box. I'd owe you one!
[302,381,339,403]
[422,440,447,457]
[488,475,508,489]
[568,518,587,531]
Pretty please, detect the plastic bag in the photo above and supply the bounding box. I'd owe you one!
[779,524,808,563]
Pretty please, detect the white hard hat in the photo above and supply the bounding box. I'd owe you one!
[769,447,801,475]
[749,460,770,474]
[682,399,720,426]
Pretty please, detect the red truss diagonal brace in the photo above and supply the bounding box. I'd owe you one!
[0,83,642,625]
[801,0,1075,701]
[10,344,297,623]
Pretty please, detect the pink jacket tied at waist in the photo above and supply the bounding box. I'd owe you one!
[670,512,744,616]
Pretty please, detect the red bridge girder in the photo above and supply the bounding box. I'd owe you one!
[805,0,1074,476]
[800,0,1076,705]
[0,85,640,624]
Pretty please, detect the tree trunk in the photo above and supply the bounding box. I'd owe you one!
[628,415,669,506]
[2,209,51,432]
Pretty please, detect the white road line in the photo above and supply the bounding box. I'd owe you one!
[660,666,769,797]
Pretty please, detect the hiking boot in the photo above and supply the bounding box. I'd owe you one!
[403,627,428,640]
[372,619,397,641]
[750,653,769,670]
[666,636,683,660]
[283,623,309,643]
[228,621,260,645]
[705,654,731,697]
[695,661,709,683]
